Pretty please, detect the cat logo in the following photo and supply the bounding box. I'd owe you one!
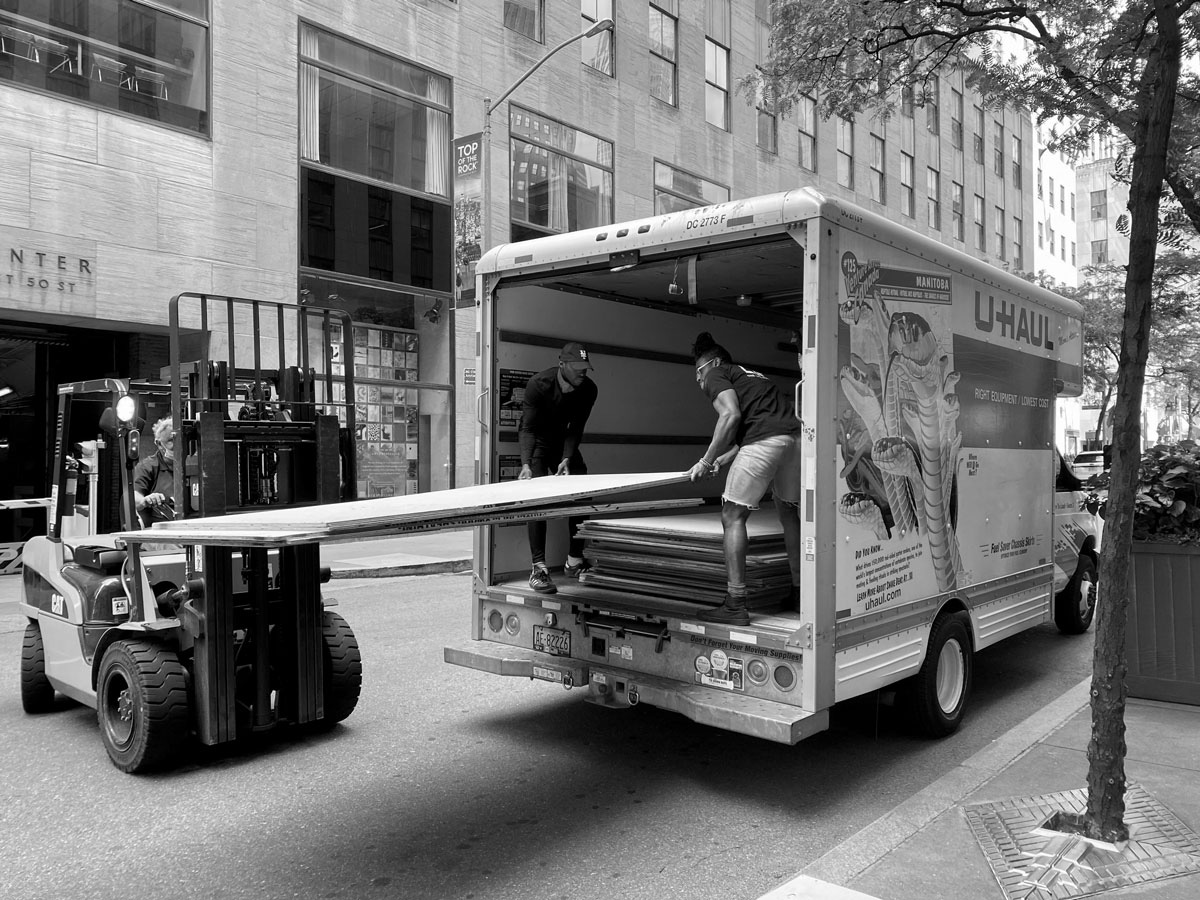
[50,593,65,616]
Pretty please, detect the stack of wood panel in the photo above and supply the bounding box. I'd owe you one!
[577,512,792,609]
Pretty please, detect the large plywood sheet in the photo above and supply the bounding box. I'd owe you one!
[120,472,692,547]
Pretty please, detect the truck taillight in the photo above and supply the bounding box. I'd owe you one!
[487,610,503,633]
[746,658,769,685]
[504,613,521,635]
[773,665,796,691]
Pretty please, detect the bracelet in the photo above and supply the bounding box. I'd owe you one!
[698,457,717,472]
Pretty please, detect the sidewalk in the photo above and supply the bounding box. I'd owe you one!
[0,530,474,607]
[761,682,1200,900]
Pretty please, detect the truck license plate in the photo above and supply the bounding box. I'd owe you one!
[533,625,570,657]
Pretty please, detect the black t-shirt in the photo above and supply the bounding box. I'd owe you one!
[518,367,598,464]
[702,363,800,446]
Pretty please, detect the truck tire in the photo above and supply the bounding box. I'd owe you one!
[21,622,56,714]
[1055,556,1097,635]
[317,610,362,728]
[97,639,191,773]
[903,611,973,738]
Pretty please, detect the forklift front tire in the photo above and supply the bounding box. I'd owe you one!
[21,622,56,714]
[97,639,191,773]
[315,610,362,729]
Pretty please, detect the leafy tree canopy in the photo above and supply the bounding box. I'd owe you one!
[753,0,1200,234]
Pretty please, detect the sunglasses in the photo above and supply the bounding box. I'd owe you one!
[695,358,719,376]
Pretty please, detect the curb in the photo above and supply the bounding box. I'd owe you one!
[759,676,1094,899]
[328,558,473,579]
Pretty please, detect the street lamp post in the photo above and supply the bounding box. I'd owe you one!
[479,17,614,255]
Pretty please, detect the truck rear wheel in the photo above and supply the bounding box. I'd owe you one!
[97,639,191,773]
[903,611,973,737]
[21,622,56,714]
[1055,556,1097,635]
[317,610,362,728]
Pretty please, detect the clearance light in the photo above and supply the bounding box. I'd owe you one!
[487,610,504,633]
[504,613,521,635]
[773,664,796,691]
[746,658,769,685]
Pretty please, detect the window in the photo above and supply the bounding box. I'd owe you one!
[869,134,885,204]
[798,94,816,171]
[300,24,451,200]
[993,121,1004,177]
[508,104,614,240]
[1037,169,1043,199]
[581,0,614,75]
[1059,185,1066,215]
[649,0,677,105]
[1038,221,1044,248]
[1048,223,1055,248]
[951,181,964,240]
[974,194,985,250]
[1048,176,1055,200]
[505,0,543,42]
[704,39,729,129]
[1091,239,1108,264]
[950,88,963,149]
[1070,192,1076,221]
[1013,216,1023,269]
[901,84,914,117]
[1011,135,1022,188]
[1091,189,1107,219]
[705,0,730,129]
[1071,241,1076,265]
[0,0,210,135]
[653,160,729,213]
[836,116,854,188]
[901,153,915,218]
[1060,235,1066,260]
[995,207,1006,260]
[972,105,984,164]
[925,75,940,134]
[927,167,941,229]
[754,1,774,150]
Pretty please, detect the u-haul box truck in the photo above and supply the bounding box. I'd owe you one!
[445,188,1100,743]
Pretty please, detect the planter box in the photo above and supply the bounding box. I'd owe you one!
[1128,541,1200,705]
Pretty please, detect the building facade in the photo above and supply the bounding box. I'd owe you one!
[0,0,1037,555]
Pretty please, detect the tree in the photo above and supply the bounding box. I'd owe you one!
[753,1,1199,841]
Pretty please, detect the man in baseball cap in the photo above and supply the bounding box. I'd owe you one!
[558,341,594,370]
[518,341,599,593]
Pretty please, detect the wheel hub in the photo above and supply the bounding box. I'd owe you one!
[936,639,965,713]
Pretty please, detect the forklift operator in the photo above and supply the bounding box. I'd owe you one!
[133,417,178,525]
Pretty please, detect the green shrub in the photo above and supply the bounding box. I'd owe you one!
[1132,440,1200,543]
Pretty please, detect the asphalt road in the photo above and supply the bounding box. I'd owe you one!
[0,573,1094,900]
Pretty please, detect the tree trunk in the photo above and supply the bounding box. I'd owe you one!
[1084,6,1182,843]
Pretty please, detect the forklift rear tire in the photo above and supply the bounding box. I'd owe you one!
[316,610,362,729]
[1055,556,1097,635]
[902,611,973,738]
[21,622,56,714]
[97,639,190,773]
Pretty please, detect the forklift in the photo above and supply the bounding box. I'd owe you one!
[18,293,362,773]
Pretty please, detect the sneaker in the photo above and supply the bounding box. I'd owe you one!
[698,594,750,626]
[563,559,592,578]
[529,566,557,594]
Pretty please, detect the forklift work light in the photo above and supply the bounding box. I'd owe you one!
[116,395,137,423]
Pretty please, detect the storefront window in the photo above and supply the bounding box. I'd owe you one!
[299,272,453,498]
[0,0,209,134]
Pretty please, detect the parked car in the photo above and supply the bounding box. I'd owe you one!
[1072,450,1107,480]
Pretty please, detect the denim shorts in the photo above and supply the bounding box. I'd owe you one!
[723,433,803,510]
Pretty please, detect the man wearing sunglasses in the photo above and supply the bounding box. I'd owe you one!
[688,332,802,625]
[133,417,179,527]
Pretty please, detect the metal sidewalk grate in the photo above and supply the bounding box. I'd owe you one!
[963,784,1200,899]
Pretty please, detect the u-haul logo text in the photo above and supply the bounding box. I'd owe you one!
[974,292,1053,349]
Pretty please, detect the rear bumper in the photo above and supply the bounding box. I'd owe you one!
[444,640,828,745]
